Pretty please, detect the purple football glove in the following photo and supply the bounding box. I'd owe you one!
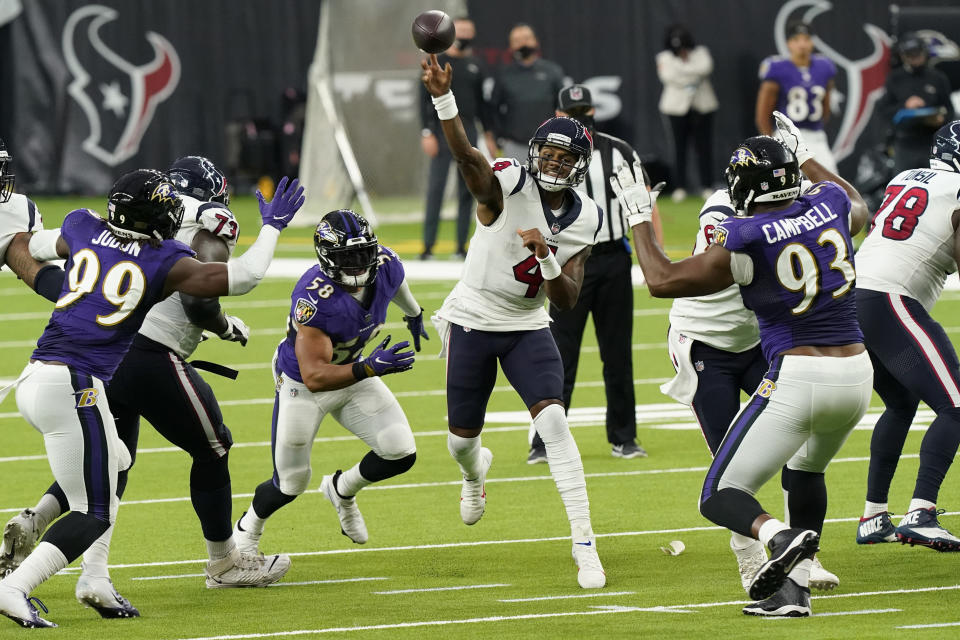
[257,176,305,231]
[359,335,415,377]
[403,308,429,352]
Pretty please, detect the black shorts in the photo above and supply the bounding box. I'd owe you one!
[106,335,233,462]
[446,324,563,429]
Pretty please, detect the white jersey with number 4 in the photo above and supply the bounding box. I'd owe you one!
[0,193,43,267]
[138,195,240,358]
[856,168,960,311]
[437,157,603,331]
[667,189,760,351]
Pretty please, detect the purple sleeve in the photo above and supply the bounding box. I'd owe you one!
[759,57,782,83]
[713,217,750,252]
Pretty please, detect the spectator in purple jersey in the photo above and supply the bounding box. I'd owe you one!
[756,21,838,172]
[615,111,872,617]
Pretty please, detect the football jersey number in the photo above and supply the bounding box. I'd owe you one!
[775,228,855,315]
[211,212,238,240]
[56,249,146,326]
[871,185,928,241]
[492,160,514,172]
[512,246,559,298]
[786,85,825,123]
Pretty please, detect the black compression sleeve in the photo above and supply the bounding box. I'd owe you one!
[34,264,66,302]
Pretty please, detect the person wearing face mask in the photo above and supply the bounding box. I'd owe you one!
[488,23,566,162]
[656,24,719,202]
[877,34,954,174]
[419,17,496,260]
[526,85,663,464]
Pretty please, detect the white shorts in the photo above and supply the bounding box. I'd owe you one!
[15,362,126,522]
[703,352,873,499]
[271,370,416,496]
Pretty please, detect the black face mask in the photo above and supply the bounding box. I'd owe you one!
[514,45,537,61]
[455,38,473,51]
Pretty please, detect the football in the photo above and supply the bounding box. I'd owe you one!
[411,10,455,54]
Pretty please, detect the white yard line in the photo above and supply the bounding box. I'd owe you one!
[500,591,636,602]
[373,584,509,595]
[899,621,960,628]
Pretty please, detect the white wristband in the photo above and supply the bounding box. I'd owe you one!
[28,228,62,261]
[431,91,458,120]
[537,251,562,280]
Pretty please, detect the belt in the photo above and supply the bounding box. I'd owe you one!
[591,239,628,255]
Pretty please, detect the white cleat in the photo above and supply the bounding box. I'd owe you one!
[808,555,839,591]
[460,448,493,525]
[731,537,767,593]
[205,547,290,589]
[0,585,56,628]
[0,509,42,577]
[320,471,368,544]
[571,526,606,589]
[232,514,262,555]
[75,571,140,618]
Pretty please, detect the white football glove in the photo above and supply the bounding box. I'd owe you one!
[609,160,665,227]
[218,314,250,347]
[772,110,814,165]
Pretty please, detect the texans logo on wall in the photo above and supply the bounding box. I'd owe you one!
[62,4,180,166]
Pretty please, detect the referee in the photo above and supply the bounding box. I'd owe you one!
[529,85,663,463]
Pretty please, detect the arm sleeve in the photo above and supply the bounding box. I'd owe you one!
[226,226,280,295]
[28,228,63,261]
[34,264,66,303]
[729,251,754,286]
[392,278,421,317]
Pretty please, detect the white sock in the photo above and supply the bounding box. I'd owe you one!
[447,433,482,480]
[863,501,888,518]
[908,498,936,513]
[730,532,758,550]
[32,494,63,531]
[336,465,370,498]
[535,404,591,531]
[1,542,68,594]
[81,524,114,579]
[206,536,236,562]
[758,518,789,547]
[239,507,266,535]
[782,488,790,527]
[787,558,812,588]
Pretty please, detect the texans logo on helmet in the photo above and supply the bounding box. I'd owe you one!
[63,4,181,166]
[295,298,317,324]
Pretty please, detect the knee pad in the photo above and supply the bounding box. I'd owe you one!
[277,465,312,496]
[532,404,568,443]
[374,423,417,459]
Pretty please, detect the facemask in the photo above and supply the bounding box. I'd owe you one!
[514,45,537,61]
[455,38,473,50]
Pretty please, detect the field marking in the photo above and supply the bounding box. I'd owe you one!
[373,583,509,595]
[899,621,960,628]
[500,591,635,602]
[172,585,960,639]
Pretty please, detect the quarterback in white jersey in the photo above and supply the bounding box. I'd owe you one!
[422,53,605,589]
[0,157,289,618]
[854,121,960,552]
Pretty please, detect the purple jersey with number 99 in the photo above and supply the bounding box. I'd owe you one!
[32,209,194,381]
[713,182,862,362]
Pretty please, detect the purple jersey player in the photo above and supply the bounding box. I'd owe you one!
[234,209,426,557]
[0,169,303,629]
[756,21,838,171]
[617,112,871,618]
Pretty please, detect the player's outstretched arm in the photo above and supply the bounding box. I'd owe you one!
[772,111,868,234]
[296,327,414,392]
[164,177,304,298]
[180,230,249,345]
[421,54,503,224]
[5,232,65,301]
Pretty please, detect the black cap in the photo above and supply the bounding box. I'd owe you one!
[900,34,925,55]
[558,85,593,111]
[786,21,812,39]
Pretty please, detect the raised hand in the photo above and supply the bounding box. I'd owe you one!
[257,176,305,231]
[402,308,430,352]
[217,314,250,346]
[420,54,452,97]
[772,111,814,165]
[359,335,415,376]
[609,160,665,227]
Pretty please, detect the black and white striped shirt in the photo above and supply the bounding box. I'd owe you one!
[575,131,648,245]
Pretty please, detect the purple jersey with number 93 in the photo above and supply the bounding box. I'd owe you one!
[713,182,862,362]
[32,209,194,381]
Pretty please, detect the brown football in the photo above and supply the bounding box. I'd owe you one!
[412,10,455,54]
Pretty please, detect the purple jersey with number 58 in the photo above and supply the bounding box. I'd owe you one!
[713,182,862,362]
[275,245,405,382]
[759,55,836,131]
[32,209,194,381]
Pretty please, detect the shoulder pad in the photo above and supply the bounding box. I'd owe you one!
[196,203,239,247]
[491,157,527,198]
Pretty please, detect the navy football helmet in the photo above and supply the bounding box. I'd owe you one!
[725,136,801,213]
[314,209,379,287]
[931,120,960,173]
[107,169,184,241]
[0,139,14,204]
[527,116,593,191]
[167,155,229,205]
